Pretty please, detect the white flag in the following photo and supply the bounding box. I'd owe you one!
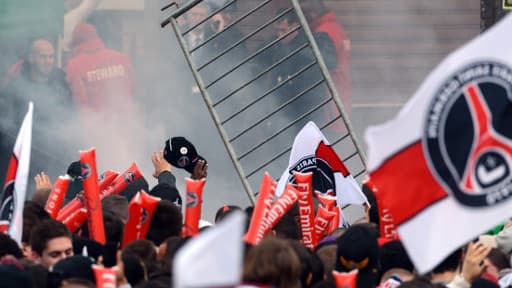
[173,210,245,288]
[276,121,367,207]
[0,102,33,244]
[365,15,512,274]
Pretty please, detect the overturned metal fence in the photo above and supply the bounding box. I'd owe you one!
[161,0,366,203]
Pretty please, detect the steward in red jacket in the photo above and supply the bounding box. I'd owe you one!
[66,23,135,113]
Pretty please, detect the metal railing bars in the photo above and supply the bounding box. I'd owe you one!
[196,8,295,71]
[245,96,333,178]
[212,42,309,107]
[189,0,274,52]
[181,0,238,35]
[220,60,316,124]
[239,97,335,161]
[228,78,325,142]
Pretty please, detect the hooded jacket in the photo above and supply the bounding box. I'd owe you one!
[66,23,134,111]
[309,11,352,114]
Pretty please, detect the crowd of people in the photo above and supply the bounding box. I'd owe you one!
[4,1,511,288]
[1,147,512,288]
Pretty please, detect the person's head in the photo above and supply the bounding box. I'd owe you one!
[243,238,301,288]
[22,201,50,243]
[103,211,124,246]
[336,224,379,288]
[274,9,299,44]
[289,240,325,287]
[273,213,301,241]
[379,240,415,283]
[0,233,23,259]
[0,264,33,288]
[122,239,158,275]
[28,38,55,80]
[102,194,129,223]
[361,183,379,225]
[60,278,95,288]
[484,248,510,279]
[214,205,242,223]
[315,237,338,277]
[146,200,183,246]
[121,253,147,287]
[185,3,210,32]
[30,219,73,268]
[300,0,329,22]
[52,255,95,284]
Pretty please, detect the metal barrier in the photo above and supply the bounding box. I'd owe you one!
[161,0,366,203]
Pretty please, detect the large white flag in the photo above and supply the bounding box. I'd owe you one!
[276,121,367,207]
[173,210,245,288]
[0,102,33,244]
[365,15,512,274]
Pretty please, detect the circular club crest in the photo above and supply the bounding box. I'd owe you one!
[81,163,91,179]
[423,61,512,207]
[178,156,190,167]
[288,156,336,196]
[186,192,198,208]
[124,172,136,184]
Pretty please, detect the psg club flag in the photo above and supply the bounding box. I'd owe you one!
[0,102,33,244]
[276,121,367,207]
[365,14,512,274]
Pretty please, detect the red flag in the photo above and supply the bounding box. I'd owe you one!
[244,173,275,245]
[365,15,512,273]
[80,148,106,244]
[0,102,33,244]
[45,175,71,219]
[122,191,160,247]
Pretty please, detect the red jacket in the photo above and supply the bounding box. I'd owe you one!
[66,23,134,112]
[310,11,352,114]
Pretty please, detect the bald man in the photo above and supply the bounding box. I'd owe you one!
[28,39,56,82]
[1,37,73,186]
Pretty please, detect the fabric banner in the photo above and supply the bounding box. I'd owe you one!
[0,102,33,244]
[174,211,245,288]
[365,14,512,273]
[276,122,367,208]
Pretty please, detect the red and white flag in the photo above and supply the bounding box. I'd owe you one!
[365,14,512,274]
[0,102,33,244]
[276,121,367,207]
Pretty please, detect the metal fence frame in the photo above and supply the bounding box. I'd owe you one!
[161,0,367,204]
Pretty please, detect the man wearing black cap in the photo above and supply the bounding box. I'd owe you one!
[379,240,415,286]
[336,224,379,288]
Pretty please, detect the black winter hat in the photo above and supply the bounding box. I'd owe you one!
[336,225,379,288]
[163,137,205,174]
[0,264,33,288]
[379,240,414,277]
[52,255,95,284]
